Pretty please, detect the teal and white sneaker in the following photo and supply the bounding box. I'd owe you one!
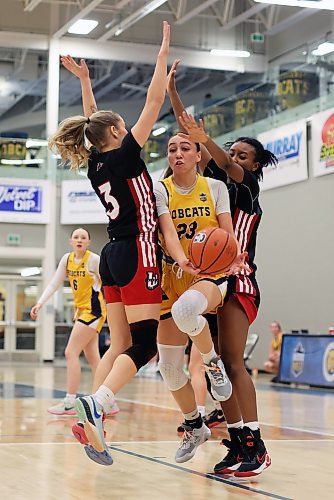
[75,396,112,462]
[175,423,211,463]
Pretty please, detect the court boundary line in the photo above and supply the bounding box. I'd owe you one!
[109,445,292,500]
[0,438,333,446]
[116,397,334,438]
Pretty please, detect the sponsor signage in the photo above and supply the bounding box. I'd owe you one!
[0,178,50,223]
[258,119,308,191]
[61,180,108,224]
[279,334,334,387]
[0,139,26,160]
[311,108,334,177]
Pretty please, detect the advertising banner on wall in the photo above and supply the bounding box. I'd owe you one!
[257,119,308,191]
[61,179,108,224]
[279,334,334,388]
[0,178,51,223]
[311,108,334,177]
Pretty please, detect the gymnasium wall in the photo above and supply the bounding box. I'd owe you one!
[250,157,334,369]
[0,132,332,369]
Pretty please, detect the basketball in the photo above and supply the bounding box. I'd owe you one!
[189,227,238,274]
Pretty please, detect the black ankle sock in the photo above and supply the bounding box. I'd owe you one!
[185,415,203,429]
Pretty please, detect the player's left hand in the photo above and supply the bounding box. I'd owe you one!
[225,252,252,276]
[178,111,208,144]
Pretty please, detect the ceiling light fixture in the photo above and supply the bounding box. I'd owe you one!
[312,42,334,56]
[152,127,166,137]
[26,139,48,148]
[21,267,41,277]
[210,49,251,58]
[254,0,334,10]
[68,19,98,35]
[102,0,167,39]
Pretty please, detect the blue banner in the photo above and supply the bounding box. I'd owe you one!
[0,185,42,213]
[279,335,334,388]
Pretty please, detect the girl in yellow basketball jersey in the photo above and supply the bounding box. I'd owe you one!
[30,228,108,415]
[154,134,249,463]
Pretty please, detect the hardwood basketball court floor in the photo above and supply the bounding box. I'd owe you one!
[0,364,333,499]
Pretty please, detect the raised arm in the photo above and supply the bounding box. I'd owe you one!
[61,56,97,117]
[131,21,170,147]
[167,65,211,168]
[179,112,245,183]
[167,59,185,131]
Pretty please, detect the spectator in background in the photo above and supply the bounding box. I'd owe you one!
[264,321,283,378]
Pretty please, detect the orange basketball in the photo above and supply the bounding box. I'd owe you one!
[189,227,238,274]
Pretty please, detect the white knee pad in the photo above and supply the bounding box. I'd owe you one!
[158,344,188,391]
[171,289,208,337]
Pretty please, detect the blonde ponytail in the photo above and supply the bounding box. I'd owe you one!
[49,116,89,171]
[49,110,121,171]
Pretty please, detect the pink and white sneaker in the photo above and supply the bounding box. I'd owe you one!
[47,397,76,416]
[105,400,120,417]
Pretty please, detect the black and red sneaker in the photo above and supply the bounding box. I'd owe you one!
[177,421,186,434]
[203,409,226,428]
[234,427,271,477]
[213,428,243,474]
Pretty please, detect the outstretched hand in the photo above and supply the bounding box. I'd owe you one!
[178,111,208,144]
[167,59,180,94]
[61,55,89,80]
[159,20,171,56]
[225,252,252,276]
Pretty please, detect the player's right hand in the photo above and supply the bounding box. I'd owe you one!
[61,55,89,80]
[30,303,42,320]
[178,259,201,276]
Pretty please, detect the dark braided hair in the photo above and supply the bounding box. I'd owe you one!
[225,137,278,180]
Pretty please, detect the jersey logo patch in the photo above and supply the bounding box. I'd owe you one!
[193,232,206,243]
[145,272,159,291]
[199,192,207,201]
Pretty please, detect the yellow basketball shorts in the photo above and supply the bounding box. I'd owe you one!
[75,308,106,333]
[160,261,227,319]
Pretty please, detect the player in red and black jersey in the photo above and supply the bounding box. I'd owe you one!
[49,22,171,465]
[167,63,278,477]
[203,147,262,319]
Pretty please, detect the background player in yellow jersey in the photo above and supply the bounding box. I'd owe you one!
[154,133,249,463]
[30,228,108,415]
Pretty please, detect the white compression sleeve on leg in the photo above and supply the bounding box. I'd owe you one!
[158,344,188,391]
[171,289,208,337]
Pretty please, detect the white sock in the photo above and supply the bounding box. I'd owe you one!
[94,385,115,411]
[214,400,222,411]
[197,405,206,418]
[66,393,76,400]
[244,421,259,431]
[227,420,244,429]
[201,345,217,365]
[183,408,200,421]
